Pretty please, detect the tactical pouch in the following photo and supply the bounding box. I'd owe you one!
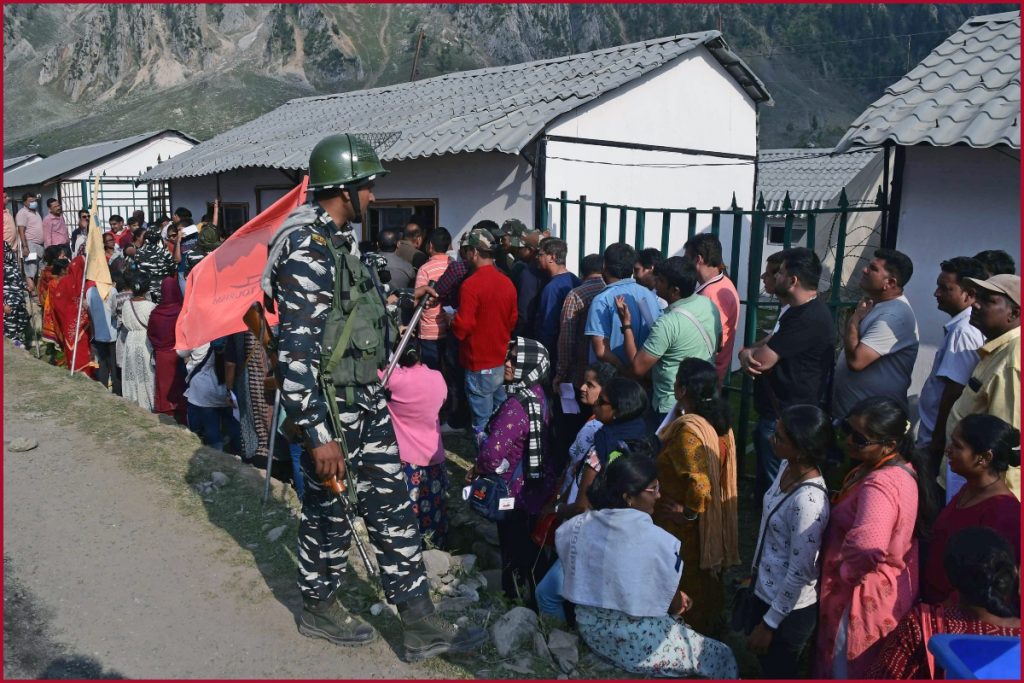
[320,239,389,387]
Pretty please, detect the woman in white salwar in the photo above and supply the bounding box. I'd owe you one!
[121,273,156,411]
[556,454,738,678]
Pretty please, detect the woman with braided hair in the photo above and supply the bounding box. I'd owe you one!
[869,527,1021,679]
[652,357,740,634]
[814,397,936,678]
[466,336,557,601]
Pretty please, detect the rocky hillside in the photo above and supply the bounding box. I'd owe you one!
[3,3,1015,156]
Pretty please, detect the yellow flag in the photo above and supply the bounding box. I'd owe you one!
[83,175,113,301]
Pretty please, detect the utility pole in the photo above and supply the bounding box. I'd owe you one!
[409,29,424,82]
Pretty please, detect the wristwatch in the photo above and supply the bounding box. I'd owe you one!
[620,324,632,333]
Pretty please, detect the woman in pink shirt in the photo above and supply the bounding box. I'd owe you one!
[814,397,936,678]
[383,344,449,549]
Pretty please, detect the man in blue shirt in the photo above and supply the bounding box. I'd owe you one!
[534,237,580,367]
[584,242,661,370]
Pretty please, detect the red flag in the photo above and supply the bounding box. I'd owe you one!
[175,177,309,350]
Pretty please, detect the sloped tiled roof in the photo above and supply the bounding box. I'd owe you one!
[4,130,198,188]
[835,11,1020,153]
[3,154,43,171]
[757,148,879,211]
[140,31,770,181]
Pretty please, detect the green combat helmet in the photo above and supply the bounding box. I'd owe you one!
[307,133,389,223]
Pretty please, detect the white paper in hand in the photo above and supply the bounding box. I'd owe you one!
[230,392,240,422]
[559,383,580,414]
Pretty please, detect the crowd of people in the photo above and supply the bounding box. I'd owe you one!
[3,182,1020,678]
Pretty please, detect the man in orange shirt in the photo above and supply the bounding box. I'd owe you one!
[415,227,452,371]
[686,233,738,385]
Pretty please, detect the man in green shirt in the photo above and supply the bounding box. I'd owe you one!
[615,256,721,422]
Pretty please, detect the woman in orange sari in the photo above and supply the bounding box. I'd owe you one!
[38,246,70,357]
[49,255,95,376]
[653,357,740,634]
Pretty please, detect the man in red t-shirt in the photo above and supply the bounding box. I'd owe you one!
[686,233,739,385]
[450,227,517,436]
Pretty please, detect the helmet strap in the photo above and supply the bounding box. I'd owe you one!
[346,185,363,225]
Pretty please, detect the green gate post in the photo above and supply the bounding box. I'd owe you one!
[578,195,588,269]
[619,206,627,243]
[687,208,697,240]
[737,194,768,474]
[830,189,850,327]
[559,191,568,246]
[635,210,646,250]
[82,179,90,212]
[599,203,608,255]
[710,207,721,238]
[782,192,795,249]
[729,194,742,285]
[806,212,816,251]
[660,210,671,256]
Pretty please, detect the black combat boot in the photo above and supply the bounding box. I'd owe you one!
[298,596,377,646]
[398,595,487,662]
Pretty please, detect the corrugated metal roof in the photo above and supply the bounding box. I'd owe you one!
[3,154,42,171]
[757,148,879,211]
[4,130,198,188]
[140,31,771,181]
[834,11,1020,153]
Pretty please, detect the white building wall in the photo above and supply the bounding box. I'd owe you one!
[895,145,1021,412]
[66,133,195,180]
[169,151,533,242]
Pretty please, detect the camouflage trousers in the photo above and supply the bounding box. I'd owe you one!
[4,300,29,344]
[297,387,430,605]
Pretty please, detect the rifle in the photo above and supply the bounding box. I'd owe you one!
[243,302,377,578]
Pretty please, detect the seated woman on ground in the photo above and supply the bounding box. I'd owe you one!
[557,454,738,678]
[922,413,1020,606]
[869,526,1021,679]
[467,336,557,601]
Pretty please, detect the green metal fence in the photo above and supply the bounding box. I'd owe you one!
[59,174,171,225]
[544,188,887,470]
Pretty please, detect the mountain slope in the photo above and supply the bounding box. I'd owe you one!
[3,3,1016,156]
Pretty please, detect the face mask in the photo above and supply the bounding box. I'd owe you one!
[28,202,37,209]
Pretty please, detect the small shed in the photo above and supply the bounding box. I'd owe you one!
[833,10,1020,399]
[141,30,771,267]
[3,130,197,222]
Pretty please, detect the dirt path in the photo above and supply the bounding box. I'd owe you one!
[2,345,470,679]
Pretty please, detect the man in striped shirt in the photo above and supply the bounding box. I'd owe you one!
[552,253,605,389]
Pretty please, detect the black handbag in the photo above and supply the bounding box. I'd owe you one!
[731,480,828,634]
[468,460,523,522]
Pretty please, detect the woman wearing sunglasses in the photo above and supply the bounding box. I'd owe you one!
[557,454,738,678]
[813,397,935,679]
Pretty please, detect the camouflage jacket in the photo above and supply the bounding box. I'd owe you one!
[267,206,370,449]
[4,242,26,307]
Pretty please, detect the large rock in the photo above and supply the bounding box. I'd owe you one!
[548,629,579,673]
[450,553,477,573]
[6,437,38,452]
[422,548,452,579]
[491,606,539,656]
[266,525,288,542]
[210,471,229,488]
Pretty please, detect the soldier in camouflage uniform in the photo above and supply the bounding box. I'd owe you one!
[263,133,485,662]
[127,229,176,303]
[4,241,30,346]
